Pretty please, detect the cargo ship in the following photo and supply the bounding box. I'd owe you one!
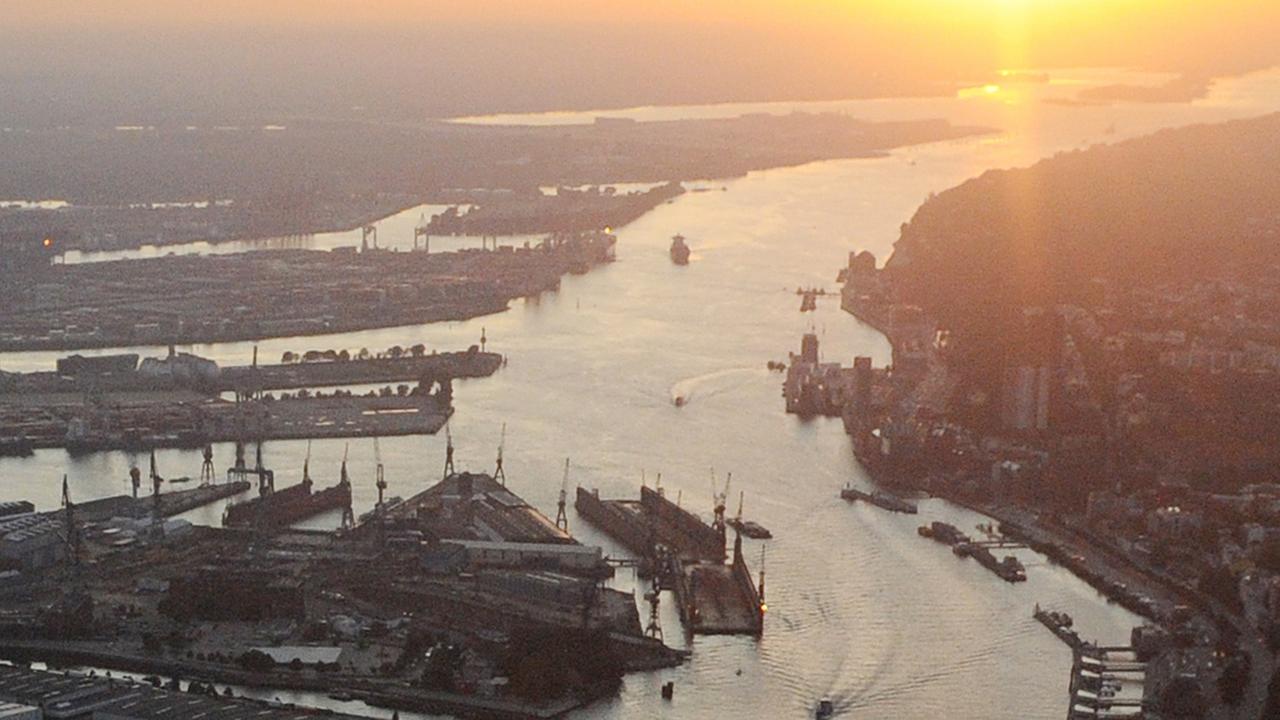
[670,234,691,265]
[223,458,352,529]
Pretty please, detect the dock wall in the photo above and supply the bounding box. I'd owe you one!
[574,488,650,556]
[640,486,724,560]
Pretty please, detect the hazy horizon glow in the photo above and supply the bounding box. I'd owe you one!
[2,1,1278,124]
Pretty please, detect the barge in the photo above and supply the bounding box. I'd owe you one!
[840,485,917,514]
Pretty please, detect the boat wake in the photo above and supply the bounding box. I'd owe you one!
[669,367,765,407]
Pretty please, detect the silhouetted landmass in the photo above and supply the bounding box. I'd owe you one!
[1077,74,1215,104]
[428,183,685,236]
[875,112,1280,476]
[0,114,987,250]
[886,112,1280,336]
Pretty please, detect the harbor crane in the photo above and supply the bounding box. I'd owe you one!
[62,475,80,565]
[442,424,456,479]
[710,469,731,536]
[199,444,215,486]
[374,437,388,545]
[339,444,355,531]
[149,450,164,518]
[228,441,275,496]
[148,449,167,536]
[413,213,430,253]
[644,572,663,641]
[302,440,313,489]
[232,441,246,474]
[256,443,271,494]
[555,458,570,532]
[494,423,507,485]
[374,437,387,508]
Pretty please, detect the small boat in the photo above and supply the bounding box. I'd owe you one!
[816,699,834,719]
[727,518,773,539]
[670,234,691,265]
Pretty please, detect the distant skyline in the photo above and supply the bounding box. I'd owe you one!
[3,1,1278,125]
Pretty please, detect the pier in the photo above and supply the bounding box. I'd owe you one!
[919,521,1026,582]
[1067,649,1147,719]
[73,481,251,523]
[0,351,483,452]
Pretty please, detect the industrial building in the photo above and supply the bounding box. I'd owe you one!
[0,503,34,521]
[0,513,66,573]
[450,540,604,573]
[0,665,365,720]
[387,471,574,545]
[55,354,138,378]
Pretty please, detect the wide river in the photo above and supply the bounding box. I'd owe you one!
[5,67,1280,718]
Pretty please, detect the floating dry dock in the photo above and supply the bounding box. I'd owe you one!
[670,535,764,635]
[576,484,764,636]
[575,485,724,561]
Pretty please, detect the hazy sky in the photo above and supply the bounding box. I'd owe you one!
[3,1,1278,124]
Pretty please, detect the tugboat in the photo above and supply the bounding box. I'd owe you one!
[670,234,691,265]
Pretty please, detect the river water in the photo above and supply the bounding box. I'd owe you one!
[4,67,1280,718]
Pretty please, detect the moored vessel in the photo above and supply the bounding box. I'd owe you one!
[670,234,691,265]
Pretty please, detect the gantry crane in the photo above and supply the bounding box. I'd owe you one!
[555,458,570,532]
[493,423,507,486]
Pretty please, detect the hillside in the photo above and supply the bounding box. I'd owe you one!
[886,112,1280,334]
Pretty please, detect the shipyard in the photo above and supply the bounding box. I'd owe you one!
[5,7,1280,719]
[0,438,701,720]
